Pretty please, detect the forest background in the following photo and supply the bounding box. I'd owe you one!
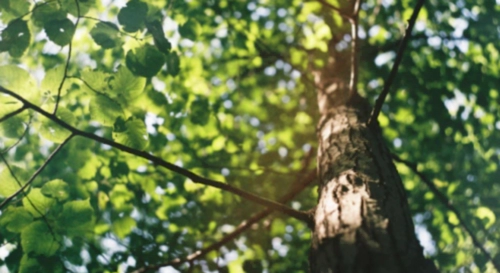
[0,0,499,272]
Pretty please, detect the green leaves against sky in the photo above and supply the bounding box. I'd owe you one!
[0,0,499,273]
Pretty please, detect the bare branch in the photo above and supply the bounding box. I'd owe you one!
[0,135,74,210]
[130,169,317,273]
[0,86,311,224]
[53,0,81,114]
[368,0,425,125]
[392,154,500,272]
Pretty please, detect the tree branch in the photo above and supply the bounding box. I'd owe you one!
[0,105,26,123]
[392,154,500,272]
[53,0,81,114]
[0,135,73,210]
[130,169,317,273]
[0,86,311,224]
[368,0,425,125]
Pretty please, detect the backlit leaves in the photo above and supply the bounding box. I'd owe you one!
[90,21,122,49]
[21,221,60,255]
[41,179,70,202]
[112,117,148,150]
[90,94,125,126]
[38,107,74,143]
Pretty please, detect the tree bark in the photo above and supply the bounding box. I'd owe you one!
[308,3,439,273]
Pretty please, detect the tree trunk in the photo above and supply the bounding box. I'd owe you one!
[308,3,439,273]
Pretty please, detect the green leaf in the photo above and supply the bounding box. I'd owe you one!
[166,52,180,76]
[0,65,38,101]
[117,0,148,33]
[0,19,31,57]
[125,45,165,77]
[21,221,60,255]
[190,97,210,125]
[0,165,29,198]
[41,179,70,201]
[57,199,94,234]
[109,66,147,101]
[112,117,149,150]
[146,20,171,54]
[41,65,67,97]
[0,207,33,233]
[44,18,75,46]
[112,215,136,239]
[109,184,134,211]
[0,114,26,138]
[31,2,66,27]
[38,107,74,143]
[80,69,111,93]
[476,206,496,228]
[23,188,55,217]
[179,19,200,41]
[19,255,64,273]
[90,21,122,49]
[0,0,31,22]
[60,0,93,16]
[90,94,125,126]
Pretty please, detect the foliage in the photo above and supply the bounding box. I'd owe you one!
[0,0,499,272]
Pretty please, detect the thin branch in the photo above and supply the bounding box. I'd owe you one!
[0,135,74,210]
[368,0,425,125]
[0,86,311,224]
[349,0,362,95]
[53,0,81,114]
[0,105,26,123]
[392,154,500,272]
[0,153,59,239]
[0,114,31,154]
[130,169,317,273]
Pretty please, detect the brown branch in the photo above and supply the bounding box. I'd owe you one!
[0,86,311,224]
[0,135,74,210]
[130,169,317,273]
[53,0,81,114]
[392,154,500,272]
[368,0,425,125]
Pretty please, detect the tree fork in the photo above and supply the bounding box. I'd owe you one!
[309,0,437,272]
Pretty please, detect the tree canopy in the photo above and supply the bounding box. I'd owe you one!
[0,0,499,272]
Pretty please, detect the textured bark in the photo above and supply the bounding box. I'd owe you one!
[308,3,439,272]
[310,94,439,273]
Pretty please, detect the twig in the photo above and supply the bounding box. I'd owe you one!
[53,0,81,114]
[0,105,26,123]
[0,153,58,239]
[392,154,500,272]
[1,113,32,154]
[0,86,311,224]
[130,169,317,273]
[368,0,425,125]
[0,135,74,210]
